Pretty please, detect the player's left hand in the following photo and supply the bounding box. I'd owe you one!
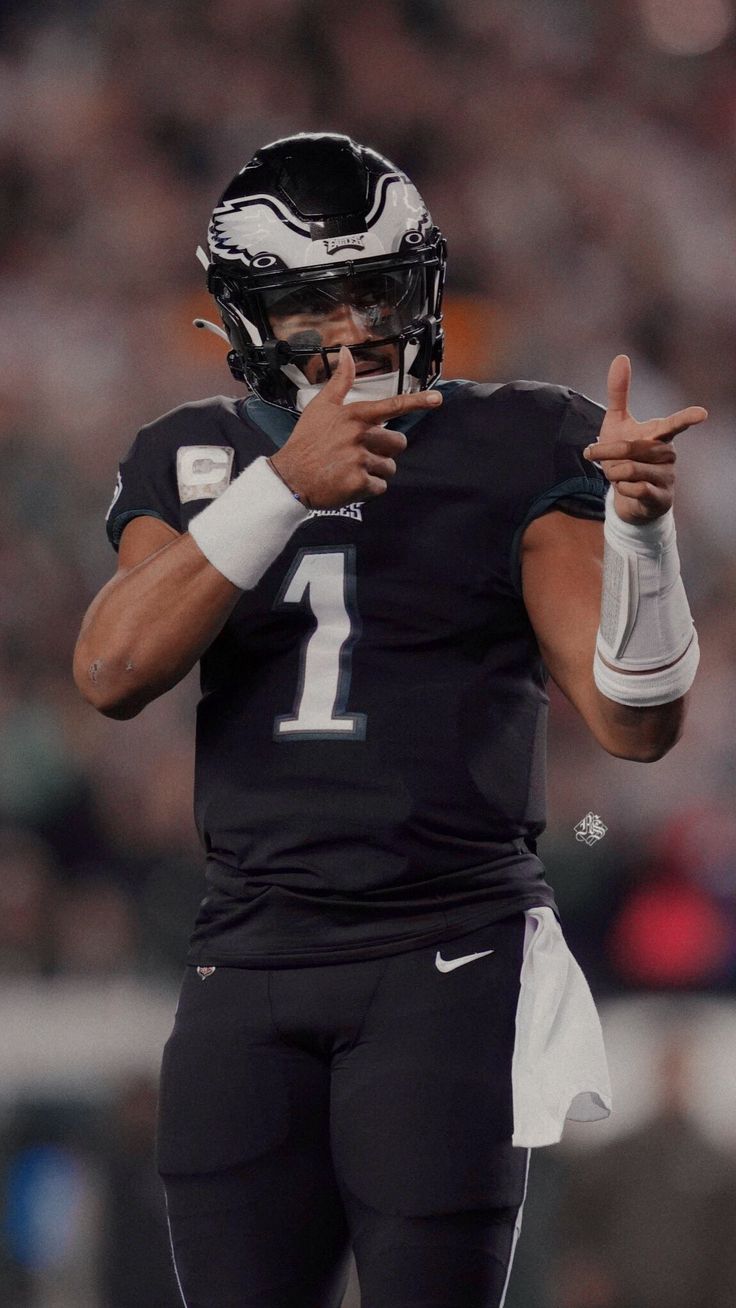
[582,355,708,524]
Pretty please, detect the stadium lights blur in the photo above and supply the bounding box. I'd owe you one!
[639,0,734,55]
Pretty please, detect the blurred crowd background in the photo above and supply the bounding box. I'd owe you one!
[1,0,735,1303]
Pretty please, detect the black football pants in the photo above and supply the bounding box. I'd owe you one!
[157,916,530,1308]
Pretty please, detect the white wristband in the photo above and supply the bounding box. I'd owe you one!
[188,455,309,589]
[593,485,699,706]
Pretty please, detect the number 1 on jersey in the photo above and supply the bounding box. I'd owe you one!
[273,546,366,740]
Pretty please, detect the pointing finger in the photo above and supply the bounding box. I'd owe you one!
[649,406,708,442]
[348,387,443,423]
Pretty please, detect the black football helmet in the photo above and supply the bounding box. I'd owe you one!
[197,133,447,413]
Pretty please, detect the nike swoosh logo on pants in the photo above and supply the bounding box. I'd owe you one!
[434,948,495,973]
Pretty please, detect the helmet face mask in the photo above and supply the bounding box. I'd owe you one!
[203,134,446,412]
[261,262,427,342]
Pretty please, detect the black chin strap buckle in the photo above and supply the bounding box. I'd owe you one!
[226,350,246,383]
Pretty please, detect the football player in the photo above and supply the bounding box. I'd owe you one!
[73,134,706,1308]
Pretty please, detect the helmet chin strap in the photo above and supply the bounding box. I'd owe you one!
[293,369,408,413]
[287,339,423,414]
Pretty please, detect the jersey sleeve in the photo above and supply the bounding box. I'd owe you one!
[508,387,608,596]
[105,421,183,552]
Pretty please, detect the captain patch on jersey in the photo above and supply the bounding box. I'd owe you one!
[176,445,234,503]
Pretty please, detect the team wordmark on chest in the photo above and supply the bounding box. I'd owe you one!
[306,502,364,522]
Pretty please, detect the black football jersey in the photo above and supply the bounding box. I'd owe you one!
[106,380,608,966]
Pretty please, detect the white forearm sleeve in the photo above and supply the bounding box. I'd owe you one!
[188,455,309,589]
[593,485,699,706]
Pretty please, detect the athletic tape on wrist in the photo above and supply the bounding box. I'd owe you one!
[593,632,700,707]
[188,455,309,589]
[593,485,699,706]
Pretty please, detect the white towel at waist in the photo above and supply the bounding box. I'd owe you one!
[511,906,612,1147]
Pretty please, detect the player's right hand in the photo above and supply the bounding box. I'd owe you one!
[268,345,443,509]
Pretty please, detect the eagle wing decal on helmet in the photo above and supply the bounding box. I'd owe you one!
[209,196,311,265]
[364,174,425,228]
